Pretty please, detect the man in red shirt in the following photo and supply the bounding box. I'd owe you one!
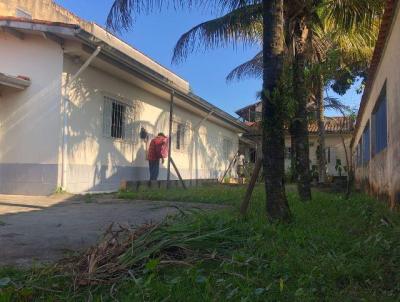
[147,133,169,180]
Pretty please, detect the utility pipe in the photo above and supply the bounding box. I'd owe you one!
[166,90,174,188]
[193,110,214,130]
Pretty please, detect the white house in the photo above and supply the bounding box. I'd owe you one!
[236,102,353,178]
[0,0,246,195]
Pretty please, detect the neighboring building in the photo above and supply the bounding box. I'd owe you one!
[236,104,354,177]
[0,0,246,195]
[285,117,353,177]
[352,0,400,207]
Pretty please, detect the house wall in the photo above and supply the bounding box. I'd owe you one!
[352,3,400,207]
[0,0,190,93]
[0,32,63,194]
[285,134,352,177]
[63,56,238,193]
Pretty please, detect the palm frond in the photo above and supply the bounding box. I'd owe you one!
[322,0,384,33]
[226,51,263,81]
[172,4,262,63]
[324,96,351,114]
[107,0,260,32]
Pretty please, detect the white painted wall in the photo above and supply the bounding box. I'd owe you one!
[352,3,400,206]
[0,32,63,194]
[63,56,238,193]
[285,134,352,177]
[0,0,190,92]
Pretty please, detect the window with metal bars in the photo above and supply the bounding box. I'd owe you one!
[111,102,125,139]
[103,96,134,141]
[176,122,185,150]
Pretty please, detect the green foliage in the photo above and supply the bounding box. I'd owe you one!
[2,186,400,301]
[54,186,66,194]
[335,159,343,176]
[311,165,319,180]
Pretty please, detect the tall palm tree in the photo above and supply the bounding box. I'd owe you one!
[107,0,292,221]
[171,0,382,196]
[261,0,291,220]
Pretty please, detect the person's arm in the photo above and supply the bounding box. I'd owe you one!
[160,137,169,164]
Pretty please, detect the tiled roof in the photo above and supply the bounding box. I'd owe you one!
[235,101,261,115]
[352,0,398,146]
[244,116,354,134]
[308,117,354,134]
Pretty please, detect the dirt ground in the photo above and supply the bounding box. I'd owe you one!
[0,194,220,266]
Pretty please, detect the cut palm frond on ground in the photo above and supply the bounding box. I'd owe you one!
[65,212,240,286]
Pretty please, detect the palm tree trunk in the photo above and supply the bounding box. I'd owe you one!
[316,74,327,184]
[292,19,312,201]
[262,0,291,221]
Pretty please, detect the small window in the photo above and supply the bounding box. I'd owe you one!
[223,138,233,160]
[103,96,134,140]
[15,8,32,19]
[175,122,185,150]
[356,141,362,167]
[249,148,256,163]
[362,121,370,164]
[325,147,331,163]
[372,82,388,156]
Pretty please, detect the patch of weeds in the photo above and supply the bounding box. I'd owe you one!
[83,194,94,203]
[54,186,66,194]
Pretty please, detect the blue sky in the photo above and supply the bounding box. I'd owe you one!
[56,0,362,117]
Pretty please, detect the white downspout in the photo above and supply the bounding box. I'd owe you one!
[61,46,101,190]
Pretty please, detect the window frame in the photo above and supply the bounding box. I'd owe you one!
[111,101,126,139]
[371,82,388,157]
[362,121,371,165]
[222,137,233,160]
[356,140,362,167]
[326,147,331,164]
[103,95,134,142]
[173,120,190,151]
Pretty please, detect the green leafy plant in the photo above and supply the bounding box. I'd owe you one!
[335,159,343,176]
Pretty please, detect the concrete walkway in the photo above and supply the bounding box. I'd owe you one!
[0,194,219,266]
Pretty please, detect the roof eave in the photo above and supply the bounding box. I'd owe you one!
[0,19,247,132]
[0,73,31,90]
[74,29,248,132]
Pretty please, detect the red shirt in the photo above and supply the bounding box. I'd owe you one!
[147,136,169,160]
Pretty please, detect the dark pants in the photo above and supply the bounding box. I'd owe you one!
[149,160,160,180]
